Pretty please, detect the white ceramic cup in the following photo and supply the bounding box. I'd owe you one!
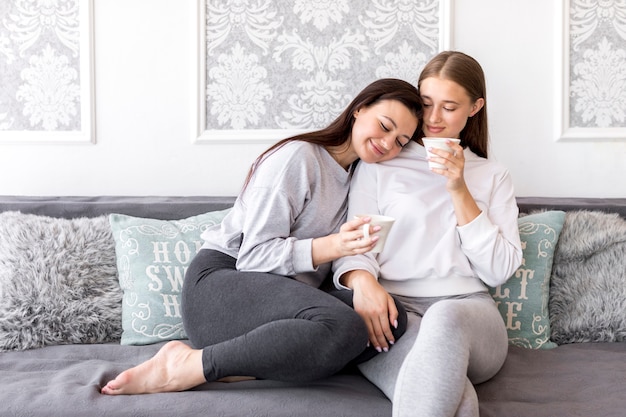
[422,137,461,169]
[355,214,395,253]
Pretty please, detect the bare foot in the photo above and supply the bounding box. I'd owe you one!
[101,341,205,395]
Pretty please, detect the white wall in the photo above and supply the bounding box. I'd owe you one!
[1,0,624,198]
[454,0,626,198]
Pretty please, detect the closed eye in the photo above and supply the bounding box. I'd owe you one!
[396,138,408,148]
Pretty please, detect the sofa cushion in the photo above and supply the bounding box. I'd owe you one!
[549,210,626,344]
[109,209,231,345]
[476,342,626,417]
[489,210,566,349]
[0,212,122,351]
[0,341,393,417]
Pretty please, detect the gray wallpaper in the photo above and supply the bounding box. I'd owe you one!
[204,0,443,131]
[4,1,621,138]
[0,0,84,133]
[569,0,626,128]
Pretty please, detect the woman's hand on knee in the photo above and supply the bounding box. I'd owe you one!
[343,270,398,352]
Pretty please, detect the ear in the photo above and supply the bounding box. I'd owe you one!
[470,98,485,117]
[353,109,360,118]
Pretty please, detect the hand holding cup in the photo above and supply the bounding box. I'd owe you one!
[422,137,461,169]
[355,214,395,253]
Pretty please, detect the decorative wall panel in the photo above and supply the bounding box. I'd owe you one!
[559,0,626,140]
[0,0,94,143]
[194,0,452,143]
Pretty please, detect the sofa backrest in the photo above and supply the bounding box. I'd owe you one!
[0,196,237,219]
[516,197,626,219]
[1,196,625,219]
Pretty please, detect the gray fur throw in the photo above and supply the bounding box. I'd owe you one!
[549,210,626,344]
[0,212,122,351]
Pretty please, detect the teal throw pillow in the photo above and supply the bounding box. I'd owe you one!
[489,210,566,349]
[109,209,230,345]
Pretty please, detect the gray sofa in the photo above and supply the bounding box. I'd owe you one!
[0,196,625,417]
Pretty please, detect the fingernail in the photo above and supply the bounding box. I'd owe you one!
[393,320,398,329]
[383,347,389,353]
[376,347,382,353]
[389,340,394,345]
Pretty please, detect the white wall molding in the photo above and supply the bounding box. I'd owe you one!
[556,0,626,142]
[192,0,453,145]
[0,0,95,145]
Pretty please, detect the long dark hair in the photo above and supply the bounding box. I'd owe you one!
[242,78,423,190]
[418,51,489,158]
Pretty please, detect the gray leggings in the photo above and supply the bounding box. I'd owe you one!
[181,249,395,382]
[357,292,508,417]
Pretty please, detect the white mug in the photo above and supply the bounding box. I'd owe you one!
[355,214,395,253]
[422,137,461,169]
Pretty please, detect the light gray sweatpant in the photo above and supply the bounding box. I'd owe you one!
[357,292,508,417]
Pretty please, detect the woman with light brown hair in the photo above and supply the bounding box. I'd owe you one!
[333,52,522,416]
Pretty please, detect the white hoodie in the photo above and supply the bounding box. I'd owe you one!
[332,141,522,297]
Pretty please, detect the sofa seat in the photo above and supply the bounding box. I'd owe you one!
[476,342,626,417]
[0,195,625,417]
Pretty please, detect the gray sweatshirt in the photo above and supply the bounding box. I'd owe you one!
[201,141,351,287]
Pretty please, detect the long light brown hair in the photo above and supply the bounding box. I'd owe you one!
[418,51,489,158]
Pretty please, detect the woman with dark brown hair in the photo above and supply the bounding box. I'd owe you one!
[101,78,422,395]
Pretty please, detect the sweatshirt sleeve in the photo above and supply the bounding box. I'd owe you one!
[234,149,315,276]
[332,162,381,289]
[457,169,523,287]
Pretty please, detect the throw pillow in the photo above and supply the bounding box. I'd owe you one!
[549,210,626,344]
[489,210,566,349]
[0,212,122,352]
[109,209,230,345]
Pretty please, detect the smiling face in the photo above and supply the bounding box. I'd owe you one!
[420,77,484,139]
[350,99,419,164]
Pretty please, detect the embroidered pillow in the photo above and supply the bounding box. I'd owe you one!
[109,209,230,345]
[489,211,566,349]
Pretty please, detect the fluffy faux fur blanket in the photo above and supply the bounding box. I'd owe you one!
[549,210,626,344]
[0,212,122,351]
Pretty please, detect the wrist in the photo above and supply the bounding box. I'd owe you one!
[341,269,376,290]
[311,233,341,267]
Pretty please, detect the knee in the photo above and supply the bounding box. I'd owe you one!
[337,307,369,349]
[424,299,472,322]
[318,306,368,359]
[295,307,368,379]
[420,300,470,340]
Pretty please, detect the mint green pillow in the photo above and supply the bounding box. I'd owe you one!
[489,210,566,349]
[109,209,230,345]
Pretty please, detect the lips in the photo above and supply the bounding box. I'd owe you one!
[369,140,385,156]
[426,125,445,135]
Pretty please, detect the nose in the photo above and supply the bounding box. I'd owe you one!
[427,107,441,123]
[380,134,394,150]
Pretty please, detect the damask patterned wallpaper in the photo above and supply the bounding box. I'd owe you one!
[0,0,85,133]
[203,0,443,131]
[569,0,626,128]
[1,1,623,138]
